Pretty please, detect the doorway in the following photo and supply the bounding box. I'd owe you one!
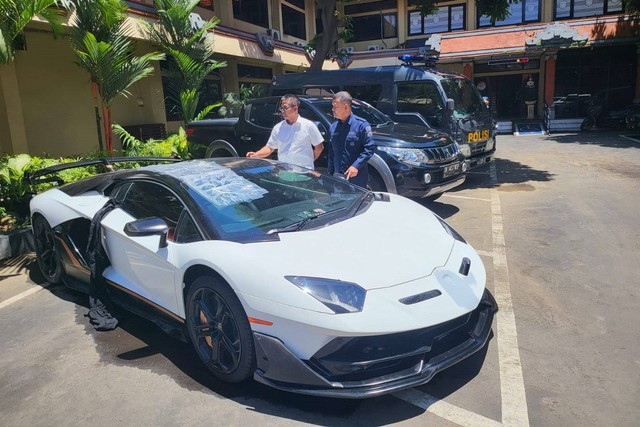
[475,74,540,120]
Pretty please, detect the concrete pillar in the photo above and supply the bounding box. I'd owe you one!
[463,60,473,80]
[544,52,557,106]
[0,64,29,155]
[635,45,640,103]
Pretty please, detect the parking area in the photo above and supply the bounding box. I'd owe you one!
[1,131,639,426]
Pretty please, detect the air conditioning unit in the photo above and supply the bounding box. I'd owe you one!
[266,28,281,40]
[345,46,354,53]
[367,44,380,51]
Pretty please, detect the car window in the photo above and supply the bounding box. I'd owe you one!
[166,160,369,241]
[298,105,328,138]
[440,78,486,118]
[174,210,202,243]
[119,181,185,241]
[246,100,279,128]
[343,85,383,107]
[397,81,444,127]
[311,100,391,126]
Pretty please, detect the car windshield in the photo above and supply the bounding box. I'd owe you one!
[147,159,369,242]
[440,78,486,119]
[312,99,393,126]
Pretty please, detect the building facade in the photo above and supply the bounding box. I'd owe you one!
[1,0,638,156]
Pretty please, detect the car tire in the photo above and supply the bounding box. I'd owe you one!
[185,276,256,383]
[32,215,64,284]
[580,117,595,132]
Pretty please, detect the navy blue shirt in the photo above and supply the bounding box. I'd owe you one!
[328,114,375,188]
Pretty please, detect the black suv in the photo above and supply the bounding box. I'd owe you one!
[186,96,466,200]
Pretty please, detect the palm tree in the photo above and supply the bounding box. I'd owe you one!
[70,0,164,154]
[146,0,225,124]
[0,0,68,65]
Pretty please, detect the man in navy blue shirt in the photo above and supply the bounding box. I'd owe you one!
[328,92,375,188]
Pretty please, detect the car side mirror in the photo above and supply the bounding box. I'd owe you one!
[124,217,169,248]
[446,98,455,112]
[313,120,328,138]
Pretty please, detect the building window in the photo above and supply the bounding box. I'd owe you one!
[233,0,268,27]
[554,0,623,19]
[282,1,306,39]
[351,13,398,42]
[237,64,272,98]
[343,0,397,42]
[479,0,540,27]
[409,5,465,35]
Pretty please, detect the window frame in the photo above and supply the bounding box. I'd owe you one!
[349,11,398,42]
[281,0,306,39]
[478,0,541,27]
[553,0,624,20]
[409,4,466,36]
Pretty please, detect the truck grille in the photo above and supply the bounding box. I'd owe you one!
[470,141,487,155]
[423,144,459,163]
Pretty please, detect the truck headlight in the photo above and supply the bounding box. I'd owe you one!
[378,146,430,166]
[459,144,471,157]
[486,137,495,151]
[286,276,366,313]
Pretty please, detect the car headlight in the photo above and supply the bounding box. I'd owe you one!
[285,276,366,313]
[434,215,466,244]
[459,144,471,157]
[378,146,430,166]
[486,137,495,151]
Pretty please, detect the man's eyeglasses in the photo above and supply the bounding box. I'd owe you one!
[280,104,295,112]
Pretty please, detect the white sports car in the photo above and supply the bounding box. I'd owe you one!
[29,157,496,398]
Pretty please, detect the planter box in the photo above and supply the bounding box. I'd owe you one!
[0,228,34,261]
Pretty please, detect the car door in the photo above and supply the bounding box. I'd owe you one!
[100,180,186,315]
[236,99,280,155]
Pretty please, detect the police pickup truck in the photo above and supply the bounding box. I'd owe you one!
[186,96,466,200]
[269,55,496,170]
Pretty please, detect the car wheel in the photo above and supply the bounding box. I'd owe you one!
[185,276,255,383]
[580,117,595,132]
[32,215,63,284]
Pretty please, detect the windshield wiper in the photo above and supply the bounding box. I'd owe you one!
[353,192,375,216]
[266,207,346,235]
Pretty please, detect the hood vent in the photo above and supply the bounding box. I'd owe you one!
[399,289,442,305]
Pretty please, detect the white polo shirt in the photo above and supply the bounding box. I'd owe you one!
[266,116,324,170]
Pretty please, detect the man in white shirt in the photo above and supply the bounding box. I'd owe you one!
[246,95,324,170]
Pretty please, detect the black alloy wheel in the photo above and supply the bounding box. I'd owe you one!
[186,276,255,383]
[32,215,63,284]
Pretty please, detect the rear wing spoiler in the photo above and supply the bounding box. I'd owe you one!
[25,157,182,186]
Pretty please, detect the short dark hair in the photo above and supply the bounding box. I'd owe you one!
[333,91,352,106]
[281,94,300,107]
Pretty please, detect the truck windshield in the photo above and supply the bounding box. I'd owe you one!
[441,79,486,119]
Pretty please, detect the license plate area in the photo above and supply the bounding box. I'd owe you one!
[442,162,461,178]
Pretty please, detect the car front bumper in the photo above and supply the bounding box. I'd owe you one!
[252,289,497,399]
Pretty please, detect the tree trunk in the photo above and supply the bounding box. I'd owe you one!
[309,0,339,71]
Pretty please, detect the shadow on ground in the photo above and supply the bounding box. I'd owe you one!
[545,130,640,149]
[63,296,491,424]
[414,159,554,218]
